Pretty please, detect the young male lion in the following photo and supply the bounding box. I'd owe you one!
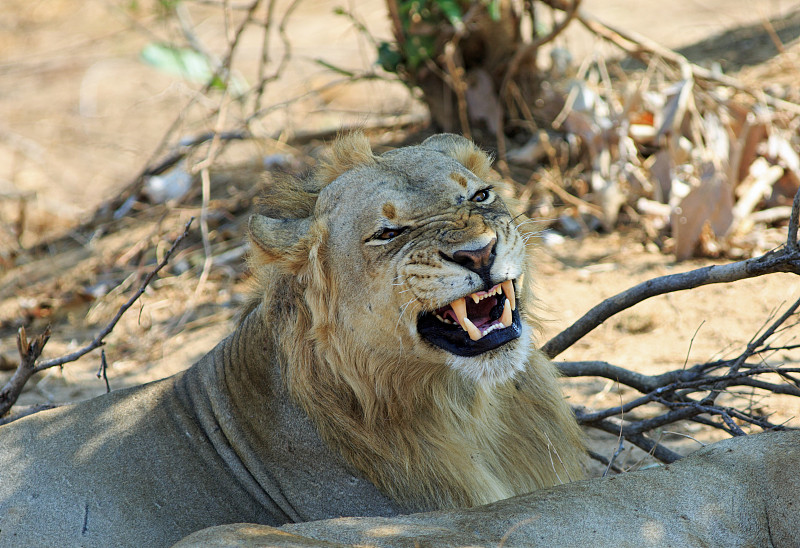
[0,133,584,547]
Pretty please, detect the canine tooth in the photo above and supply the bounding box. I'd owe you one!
[500,298,513,327]
[450,297,483,340]
[462,317,482,341]
[451,297,468,326]
[501,280,516,310]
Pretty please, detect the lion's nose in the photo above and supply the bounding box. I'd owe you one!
[446,237,497,273]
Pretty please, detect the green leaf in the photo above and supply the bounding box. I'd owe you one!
[377,42,403,73]
[140,43,214,84]
[314,59,356,77]
[436,0,463,25]
[486,0,501,21]
[403,34,436,69]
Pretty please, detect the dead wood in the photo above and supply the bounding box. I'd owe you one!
[548,188,800,464]
[0,219,193,418]
[543,188,800,359]
[543,244,800,360]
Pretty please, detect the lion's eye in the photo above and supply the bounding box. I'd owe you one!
[471,188,493,203]
[365,226,409,245]
[376,227,404,240]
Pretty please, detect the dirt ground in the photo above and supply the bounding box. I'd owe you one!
[2,0,800,472]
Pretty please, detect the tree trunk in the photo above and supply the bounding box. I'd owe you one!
[386,1,542,136]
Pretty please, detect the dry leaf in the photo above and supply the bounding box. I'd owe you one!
[672,165,733,260]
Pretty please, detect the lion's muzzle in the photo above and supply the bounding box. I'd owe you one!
[417,279,521,356]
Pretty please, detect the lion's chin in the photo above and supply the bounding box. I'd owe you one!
[444,323,532,385]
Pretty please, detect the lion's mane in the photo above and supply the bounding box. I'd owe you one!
[246,133,585,511]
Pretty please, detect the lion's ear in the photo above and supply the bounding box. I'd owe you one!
[248,214,312,273]
[421,133,493,179]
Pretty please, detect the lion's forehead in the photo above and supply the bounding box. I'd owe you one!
[319,148,485,224]
[380,147,481,186]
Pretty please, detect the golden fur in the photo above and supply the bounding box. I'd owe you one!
[247,133,585,511]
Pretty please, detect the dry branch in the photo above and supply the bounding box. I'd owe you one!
[566,306,800,459]
[0,219,194,418]
[543,189,800,359]
[0,326,51,419]
[577,10,800,116]
[544,247,800,359]
[551,189,800,463]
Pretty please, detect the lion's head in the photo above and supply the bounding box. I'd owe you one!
[249,133,533,385]
[247,133,583,510]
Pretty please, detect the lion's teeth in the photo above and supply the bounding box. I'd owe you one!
[435,313,454,325]
[501,280,516,311]
[451,297,467,326]
[449,297,482,340]
[462,317,482,341]
[500,298,512,327]
[471,293,480,304]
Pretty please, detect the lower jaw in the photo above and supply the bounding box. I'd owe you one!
[417,308,523,357]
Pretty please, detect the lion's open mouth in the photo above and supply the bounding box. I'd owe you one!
[417,280,522,357]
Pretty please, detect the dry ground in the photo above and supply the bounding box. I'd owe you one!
[1,0,800,471]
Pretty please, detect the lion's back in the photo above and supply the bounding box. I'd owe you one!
[0,375,270,547]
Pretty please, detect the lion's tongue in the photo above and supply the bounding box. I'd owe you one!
[442,282,515,341]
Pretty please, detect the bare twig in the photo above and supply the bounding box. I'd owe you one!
[587,418,683,463]
[586,449,622,474]
[562,285,800,462]
[250,0,303,116]
[0,403,57,426]
[496,0,582,162]
[252,0,278,113]
[577,10,800,116]
[504,0,582,85]
[603,434,625,476]
[0,219,194,417]
[543,245,800,359]
[0,326,52,418]
[442,41,471,139]
[97,349,110,394]
[789,187,800,253]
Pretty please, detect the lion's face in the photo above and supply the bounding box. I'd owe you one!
[249,134,532,384]
[319,136,530,383]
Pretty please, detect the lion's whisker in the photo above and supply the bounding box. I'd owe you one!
[514,217,552,229]
[395,298,418,333]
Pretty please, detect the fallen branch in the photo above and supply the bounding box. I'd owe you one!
[544,249,800,360]
[551,189,800,463]
[544,189,800,359]
[0,219,194,418]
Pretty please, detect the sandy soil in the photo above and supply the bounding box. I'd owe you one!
[2,0,800,471]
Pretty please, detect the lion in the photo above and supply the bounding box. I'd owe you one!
[174,430,800,547]
[0,133,584,547]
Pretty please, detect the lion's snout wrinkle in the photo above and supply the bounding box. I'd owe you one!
[451,237,497,271]
[439,237,498,288]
